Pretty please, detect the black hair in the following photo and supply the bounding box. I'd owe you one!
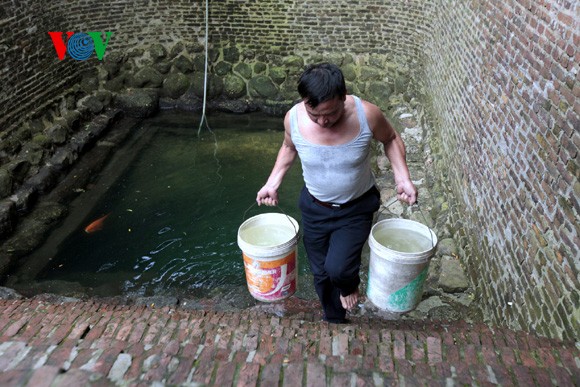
[297,63,346,108]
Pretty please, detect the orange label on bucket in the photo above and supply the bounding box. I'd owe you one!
[243,251,296,301]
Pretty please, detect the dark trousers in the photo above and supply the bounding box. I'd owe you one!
[299,186,380,322]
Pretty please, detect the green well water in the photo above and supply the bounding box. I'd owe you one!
[12,111,308,300]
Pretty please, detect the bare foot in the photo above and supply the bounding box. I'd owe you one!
[340,288,359,310]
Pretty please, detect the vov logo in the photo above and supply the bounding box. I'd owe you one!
[48,31,113,61]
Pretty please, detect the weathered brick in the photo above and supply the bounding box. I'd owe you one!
[210,361,235,385]
[45,341,77,368]
[142,352,168,382]
[90,344,124,376]
[318,335,332,356]
[377,346,395,374]
[213,347,231,362]
[551,365,577,387]
[445,345,460,363]
[13,344,55,370]
[113,323,133,344]
[66,321,92,341]
[431,362,452,379]
[519,349,540,368]
[18,313,46,340]
[323,355,340,371]
[499,347,518,369]
[26,365,62,387]
[347,337,362,356]
[395,359,414,377]
[47,323,75,346]
[488,363,514,385]
[124,353,146,381]
[557,347,580,372]
[305,362,326,386]
[533,367,555,386]
[454,362,474,384]
[128,322,147,344]
[393,331,406,360]
[426,337,442,364]
[166,356,195,385]
[0,341,27,371]
[332,333,348,356]
[0,369,28,386]
[250,349,267,365]
[479,345,501,367]
[469,363,493,384]
[332,372,355,386]
[260,362,281,386]
[511,364,536,386]
[51,368,94,386]
[282,362,304,387]
[3,315,30,338]
[243,331,259,352]
[285,342,303,362]
[414,362,432,378]
[69,347,103,371]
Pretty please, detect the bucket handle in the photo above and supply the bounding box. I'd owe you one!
[242,202,299,237]
[381,196,435,249]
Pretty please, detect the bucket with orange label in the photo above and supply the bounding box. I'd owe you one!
[237,213,299,302]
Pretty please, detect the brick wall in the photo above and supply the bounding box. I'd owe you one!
[0,0,577,340]
[423,0,578,341]
[0,0,429,135]
[210,1,431,58]
[0,1,84,134]
[0,0,207,135]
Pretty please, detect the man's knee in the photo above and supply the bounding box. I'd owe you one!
[324,261,358,287]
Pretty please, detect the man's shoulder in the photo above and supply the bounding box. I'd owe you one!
[283,103,300,131]
[291,100,304,109]
[358,98,381,115]
[348,95,378,111]
[354,98,387,132]
[286,101,302,115]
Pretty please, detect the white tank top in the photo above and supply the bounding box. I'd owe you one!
[290,95,375,204]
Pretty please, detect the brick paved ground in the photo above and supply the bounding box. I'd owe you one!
[0,298,578,386]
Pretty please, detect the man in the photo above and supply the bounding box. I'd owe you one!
[256,63,417,323]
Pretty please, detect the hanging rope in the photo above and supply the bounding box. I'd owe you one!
[197,0,211,136]
[196,0,222,180]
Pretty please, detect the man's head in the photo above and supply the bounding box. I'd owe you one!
[297,63,347,109]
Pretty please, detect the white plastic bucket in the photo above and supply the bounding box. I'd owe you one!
[237,213,300,302]
[367,218,438,312]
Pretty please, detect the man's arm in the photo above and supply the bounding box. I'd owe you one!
[364,101,417,204]
[256,112,298,206]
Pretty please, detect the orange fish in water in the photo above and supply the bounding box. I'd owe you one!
[84,213,110,233]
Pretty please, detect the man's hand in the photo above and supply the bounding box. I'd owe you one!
[396,179,418,205]
[256,186,279,206]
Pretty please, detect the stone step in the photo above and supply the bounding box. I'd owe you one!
[0,299,577,386]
